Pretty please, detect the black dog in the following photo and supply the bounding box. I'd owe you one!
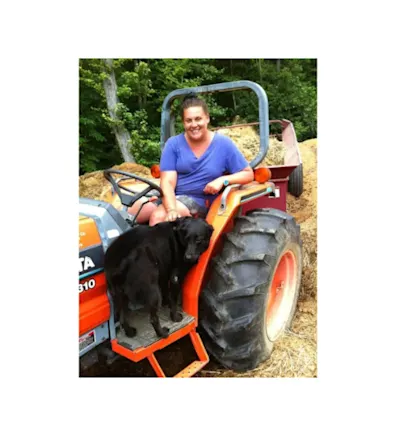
[104,217,214,339]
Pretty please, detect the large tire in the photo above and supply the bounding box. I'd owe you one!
[199,208,302,371]
[288,163,303,197]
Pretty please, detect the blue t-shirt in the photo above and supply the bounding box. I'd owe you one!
[160,133,249,207]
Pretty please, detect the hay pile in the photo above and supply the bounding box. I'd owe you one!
[217,126,285,166]
[79,128,317,378]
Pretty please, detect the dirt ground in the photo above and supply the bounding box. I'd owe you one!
[79,127,317,378]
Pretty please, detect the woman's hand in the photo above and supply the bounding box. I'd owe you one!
[203,178,224,195]
[166,208,180,222]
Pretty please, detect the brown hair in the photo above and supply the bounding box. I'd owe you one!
[181,93,209,119]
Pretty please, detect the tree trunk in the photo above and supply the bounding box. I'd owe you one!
[276,59,281,72]
[102,59,135,163]
[258,59,263,82]
[230,59,237,112]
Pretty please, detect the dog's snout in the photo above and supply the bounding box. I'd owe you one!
[185,253,199,263]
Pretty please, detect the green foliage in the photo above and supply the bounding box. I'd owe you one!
[117,61,155,105]
[79,59,121,174]
[79,58,317,174]
[118,107,161,167]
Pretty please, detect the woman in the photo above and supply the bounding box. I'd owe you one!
[130,95,254,225]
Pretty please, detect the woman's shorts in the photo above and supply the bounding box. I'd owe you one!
[153,195,208,218]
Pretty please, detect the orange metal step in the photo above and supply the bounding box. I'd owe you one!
[174,360,208,378]
[112,325,209,377]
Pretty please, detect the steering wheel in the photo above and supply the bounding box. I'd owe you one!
[103,169,163,208]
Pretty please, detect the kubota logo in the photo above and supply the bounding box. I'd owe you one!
[79,256,95,273]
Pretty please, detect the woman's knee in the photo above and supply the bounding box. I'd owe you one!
[175,200,192,217]
[136,202,157,223]
[127,199,157,224]
[149,206,167,226]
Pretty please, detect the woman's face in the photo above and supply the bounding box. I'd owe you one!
[182,106,210,142]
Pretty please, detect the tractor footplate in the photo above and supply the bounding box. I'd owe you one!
[116,307,194,350]
[111,308,209,377]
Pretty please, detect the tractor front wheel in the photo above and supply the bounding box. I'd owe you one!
[199,208,302,371]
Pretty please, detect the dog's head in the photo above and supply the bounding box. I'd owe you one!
[174,217,214,264]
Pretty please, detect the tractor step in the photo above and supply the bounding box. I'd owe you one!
[111,308,209,377]
[116,307,195,350]
[147,333,209,378]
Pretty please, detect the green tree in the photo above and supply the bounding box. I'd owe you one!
[79,58,317,174]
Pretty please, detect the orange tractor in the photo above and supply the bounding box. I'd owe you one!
[79,81,303,377]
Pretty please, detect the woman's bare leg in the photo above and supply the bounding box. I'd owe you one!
[127,198,158,224]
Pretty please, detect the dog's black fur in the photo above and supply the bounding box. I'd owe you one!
[104,217,214,339]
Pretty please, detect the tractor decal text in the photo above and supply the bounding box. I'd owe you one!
[79,278,96,293]
[80,256,95,272]
[79,244,105,279]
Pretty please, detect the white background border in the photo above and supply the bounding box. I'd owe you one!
[1,1,395,435]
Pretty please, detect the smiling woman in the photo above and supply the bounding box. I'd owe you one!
[141,94,254,226]
[182,96,211,145]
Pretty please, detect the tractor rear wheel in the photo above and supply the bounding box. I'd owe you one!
[199,208,302,371]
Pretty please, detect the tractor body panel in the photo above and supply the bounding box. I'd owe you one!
[79,199,131,354]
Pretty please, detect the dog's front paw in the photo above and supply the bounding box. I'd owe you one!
[123,325,137,338]
[171,311,183,322]
[159,327,170,338]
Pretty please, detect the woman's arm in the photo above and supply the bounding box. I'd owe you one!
[203,166,254,195]
[160,170,178,212]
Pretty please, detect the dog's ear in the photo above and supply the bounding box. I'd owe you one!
[171,217,186,230]
[174,216,190,229]
[172,216,188,228]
